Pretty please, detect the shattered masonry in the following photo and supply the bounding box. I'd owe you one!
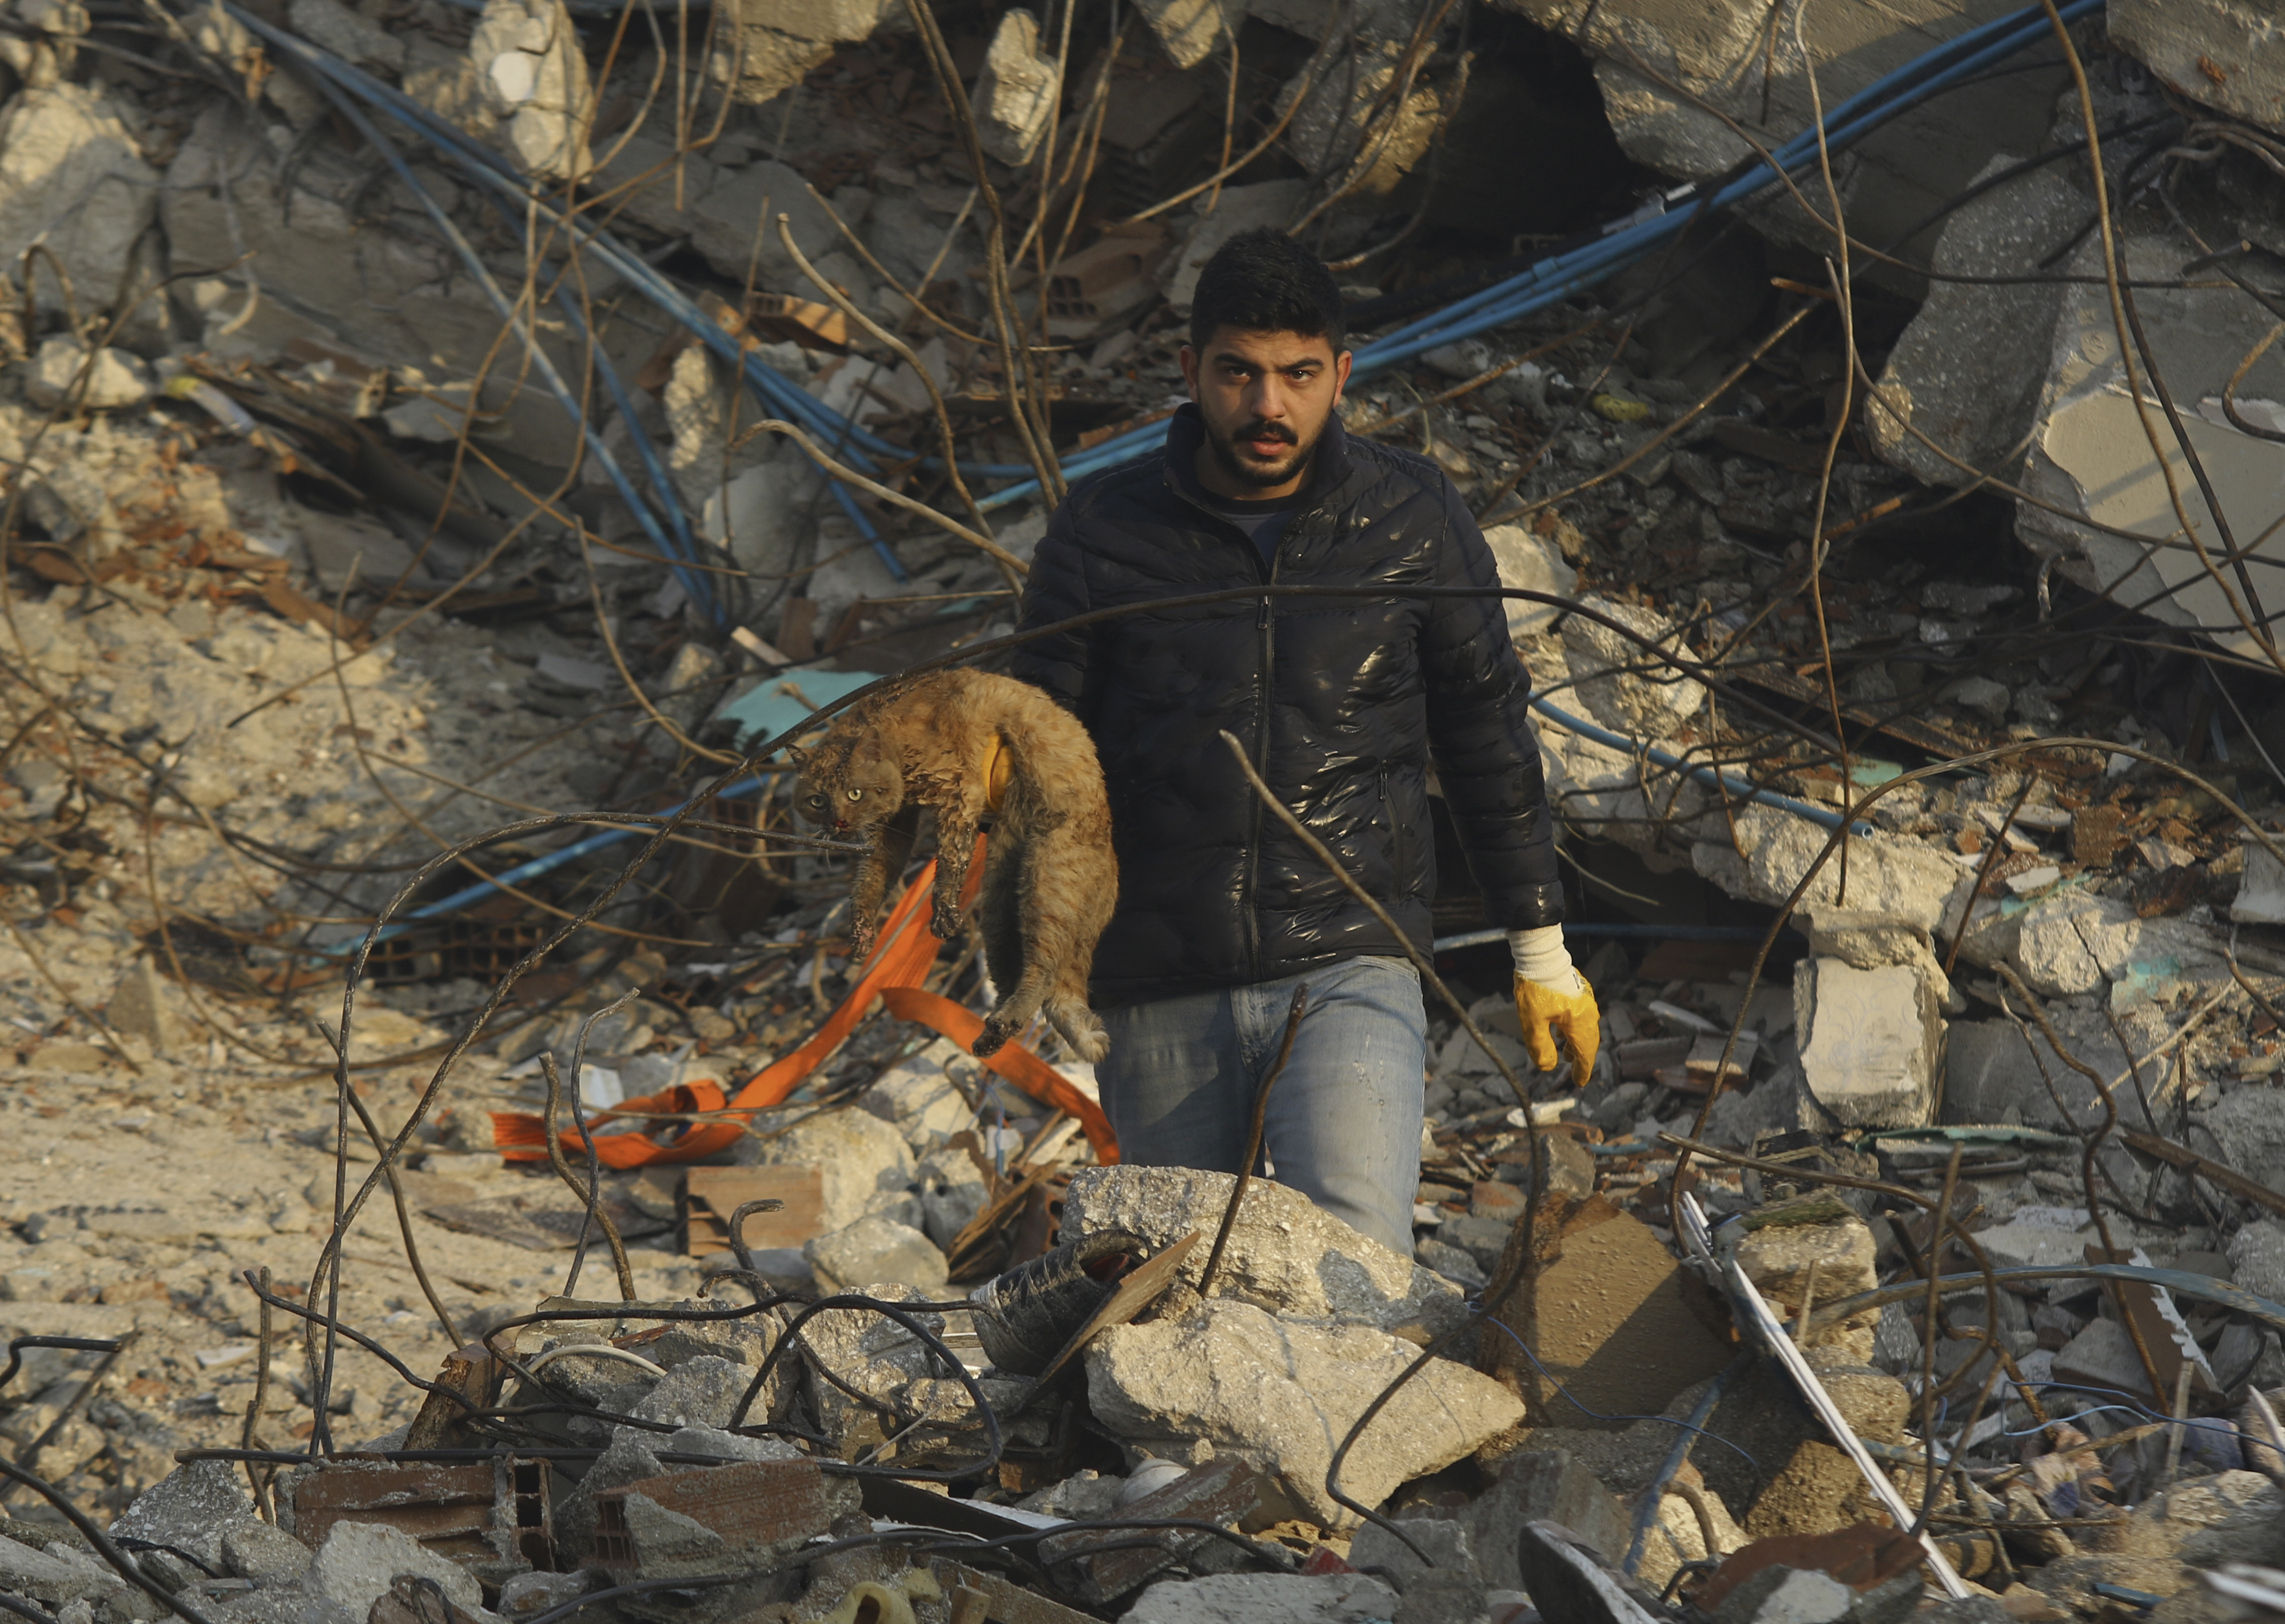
[9,0,2285,1619]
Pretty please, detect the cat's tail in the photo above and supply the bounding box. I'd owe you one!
[1046,997,1109,1064]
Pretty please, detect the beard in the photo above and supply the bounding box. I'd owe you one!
[1202,409,1321,489]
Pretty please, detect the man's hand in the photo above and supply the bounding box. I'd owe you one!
[1507,925,1600,1083]
[1514,970,1600,1081]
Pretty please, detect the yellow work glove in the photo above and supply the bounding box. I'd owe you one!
[1510,925,1601,1082]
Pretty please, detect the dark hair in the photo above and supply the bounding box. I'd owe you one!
[1188,228,1345,356]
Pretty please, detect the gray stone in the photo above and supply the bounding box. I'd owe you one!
[1793,957,1941,1129]
[1727,804,1965,937]
[1123,1572,1402,1624]
[1735,1213,1880,1359]
[743,1106,918,1233]
[1084,1299,1524,1529]
[113,1458,257,1569]
[307,1522,483,1619]
[805,1215,948,1295]
[1393,1569,1487,1624]
[2196,1090,2285,1211]
[1558,594,1705,742]
[1458,1450,1630,1592]
[915,1151,987,1250]
[628,1355,754,1431]
[791,1287,952,1452]
[0,1538,128,1607]
[1060,1164,1467,1337]
[1017,1470,1126,1520]
[2111,0,2285,135]
[554,1427,663,1561]
[1415,1235,1487,1291]
[26,337,150,412]
[220,1521,312,1584]
[2232,1220,2285,1305]
[1161,181,1309,312]
[662,1426,798,1464]
[1710,1565,1920,1624]
[465,0,593,181]
[0,83,158,318]
[1515,1519,1666,1624]
[496,1571,594,1619]
[286,0,402,70]
[859,1040,974,1153]
[1483,524,1575,638]
[1869,156,2083,488]
[1348,1516,1473,1594]
[969,9,1057,165]
[2053,1316,2158,1401]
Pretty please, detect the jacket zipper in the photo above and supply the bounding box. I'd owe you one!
[1163,476,1311,988]
[1379,764,1407,897]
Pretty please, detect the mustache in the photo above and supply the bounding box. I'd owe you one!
[1231,419,1296,447]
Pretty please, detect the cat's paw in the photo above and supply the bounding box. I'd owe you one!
[970,1019,1010,1059]
[930,901,965,940]
[848,920,879,960]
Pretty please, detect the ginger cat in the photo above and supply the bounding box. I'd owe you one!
[791,669,1117,1063]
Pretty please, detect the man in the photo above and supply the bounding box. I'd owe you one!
[1010,229,1595,1255]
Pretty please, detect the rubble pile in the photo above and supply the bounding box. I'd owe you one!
[13,0,2285,1616]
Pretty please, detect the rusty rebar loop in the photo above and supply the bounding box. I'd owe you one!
[1199,984,1310,1299]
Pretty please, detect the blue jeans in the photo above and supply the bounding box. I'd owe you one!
[1094,956,1427,1255]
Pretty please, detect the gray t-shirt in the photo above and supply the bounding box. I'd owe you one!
[1201,488,1311,566]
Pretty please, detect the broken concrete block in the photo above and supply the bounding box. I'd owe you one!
[2055,1315,2164,1402]
[468,0,594,181]
[969,9,1058,166]
[1701,1359,1910,1541]
[25,336,150,411]
[1059,1164,1466,1338]
[1347,1516,1474,1594]
[1129,0,1231,71]
[915,1151,986,1251]
[1123,1571,1401,1623]
[1868,156,2081,488]
[1161,181,1309,313]
[1481,1196,1734,1426]
[1559,593,1705,741]
[221,1520,314,1584]
[286,0,403,71]
[102,957,177,1055]
[2228,1219,2285,1305]
[308,1522,484,1619]
[743,1105,918,1233]
[1727,805,1965,937]
[2235,831,2285,925]
[592,1458,855,1579]
[1484,523,1577,639]
[803,1215,948,1295]
[706,0,899,104]
[1460,1450,1631,1590]
[627,1355,754,1431]
[1085,1299,1523,1528]
[2111,0,2285,134]
[114,1458,260,1569]
[1735,1212,1880,1360]
[1499,0,2061,288]
[0,1539,128,1610]
[0,83,157,320]
[553,1428,662,1561]
[1793,958,1940,1130]
[859,1041,974,1153]
[1708,1565,1920,1624]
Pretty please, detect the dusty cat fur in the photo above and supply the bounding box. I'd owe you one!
[791,669,1117,1062]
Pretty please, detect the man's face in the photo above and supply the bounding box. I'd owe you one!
[1179,325,1352,496]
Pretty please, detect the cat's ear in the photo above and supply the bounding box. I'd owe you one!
[782,741,808,767]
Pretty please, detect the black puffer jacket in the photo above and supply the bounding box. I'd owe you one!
[1011,404,1564,1004]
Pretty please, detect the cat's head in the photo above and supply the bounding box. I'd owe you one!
[790,729,904,834]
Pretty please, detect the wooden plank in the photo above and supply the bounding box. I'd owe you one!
[682,1165,825,1256]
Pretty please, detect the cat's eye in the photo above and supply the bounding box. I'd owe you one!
[806,794,825,810]
[846,789,863,802]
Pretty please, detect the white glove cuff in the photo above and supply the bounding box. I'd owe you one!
[1507,925,1578,989]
